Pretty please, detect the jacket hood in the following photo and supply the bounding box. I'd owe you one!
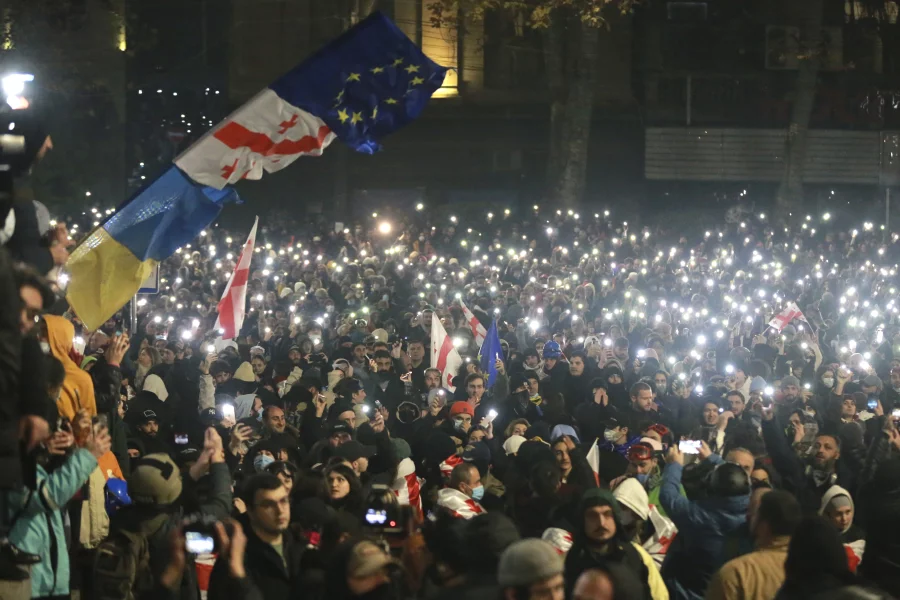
[818,485,854,534]
[44,314,74,359]
[142,374,169,401]
[612,478,650,521]
[577,488,628,544]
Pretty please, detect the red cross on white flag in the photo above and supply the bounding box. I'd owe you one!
[767,301,805,333]
[459,299,487,346]
[215,217,258,340]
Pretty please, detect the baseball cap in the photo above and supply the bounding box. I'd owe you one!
[509,374,527,392]
[334,440,376,461]
[138,409,159,425]
[449,401,475,418]
[328,423,354,438]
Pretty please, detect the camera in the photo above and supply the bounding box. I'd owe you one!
[183,514,218,555]
[362,484,404,535]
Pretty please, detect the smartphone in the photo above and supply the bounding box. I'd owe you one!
[221,404,235,420]
[185,531,215,555]
[892,408,900,420]
[486,409,498,423]
[868,399,878,411]
[175,433,189,445]
[679,440,702,454]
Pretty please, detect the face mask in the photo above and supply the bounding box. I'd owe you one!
[40,341,50,354]
[470,485,485,501]
[619,510,635,526]
[257,410,264,422]
[453,417,468,432]
[254,454,275,472]
[635,473,649,485]
[822,378,834,388]
[656,384,667,396]
[603,429,620,442]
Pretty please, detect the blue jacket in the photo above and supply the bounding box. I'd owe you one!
[8,449,98,598]
[659,462,749,600]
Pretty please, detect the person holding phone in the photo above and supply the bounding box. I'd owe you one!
[659,444,751,598]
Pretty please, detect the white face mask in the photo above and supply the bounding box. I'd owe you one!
[822,378,834,388]
[603,429,620,442]
[39,341,50,354]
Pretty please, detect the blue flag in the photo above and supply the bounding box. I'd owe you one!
[479,320,504,388]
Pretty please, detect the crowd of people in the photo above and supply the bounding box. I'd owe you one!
[2,185,900,600]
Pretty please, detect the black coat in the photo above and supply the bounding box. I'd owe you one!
[208,517,306,600]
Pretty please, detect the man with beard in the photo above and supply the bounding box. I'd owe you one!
[371,350,407,411]
[129,409,173,458]
[209,474,304,600]
[762,407,858,514]
[564,489,666,599]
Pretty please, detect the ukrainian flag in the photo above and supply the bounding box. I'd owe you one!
[65,166,238,330]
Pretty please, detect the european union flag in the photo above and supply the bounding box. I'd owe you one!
[479,320,504,388]
[269,11,448,154]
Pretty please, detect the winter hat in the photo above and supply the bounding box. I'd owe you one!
[129,454,183,505]
[497,539,564,587]
[449,402,475,418]
[502,435,526,455]
[750,376,767,393]
[233,362,256,383]
[612,478,650,521]
[371,329,389,343]
[391,438,412,461]
[862,375,882,389]
[249,345,266,358]
[550,424,580,445]
[781,375,801,389]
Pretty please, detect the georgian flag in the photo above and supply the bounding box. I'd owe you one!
[391,458,423,520]
[435,487,485,520]
[459,299,487,346]
[767,301,805,333]
[431,313,462,391]
[175,89,335,188]
[214,218,258,340]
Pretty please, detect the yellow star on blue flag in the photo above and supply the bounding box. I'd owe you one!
[269,12,447,154]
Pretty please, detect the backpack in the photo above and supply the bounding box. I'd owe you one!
[93,528,154,600]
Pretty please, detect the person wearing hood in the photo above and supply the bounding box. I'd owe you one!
[539,341,569,401]
[42,315,97,420]
[660,445,750,599]
[601,363,630,410]
[612,477,652,545]
[706,490,803,600]
[819,486,864,544]
[562,351,594,415]
[563,488,667,600]
[324,537,402,600]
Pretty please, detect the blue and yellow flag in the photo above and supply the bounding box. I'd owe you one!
[65,167,238,329]
[67,12,447,329]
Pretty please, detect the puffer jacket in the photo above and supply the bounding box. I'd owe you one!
[659,463,749,600]
[8,449,97,598]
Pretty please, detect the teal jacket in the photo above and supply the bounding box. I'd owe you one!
[8,449,98,598]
